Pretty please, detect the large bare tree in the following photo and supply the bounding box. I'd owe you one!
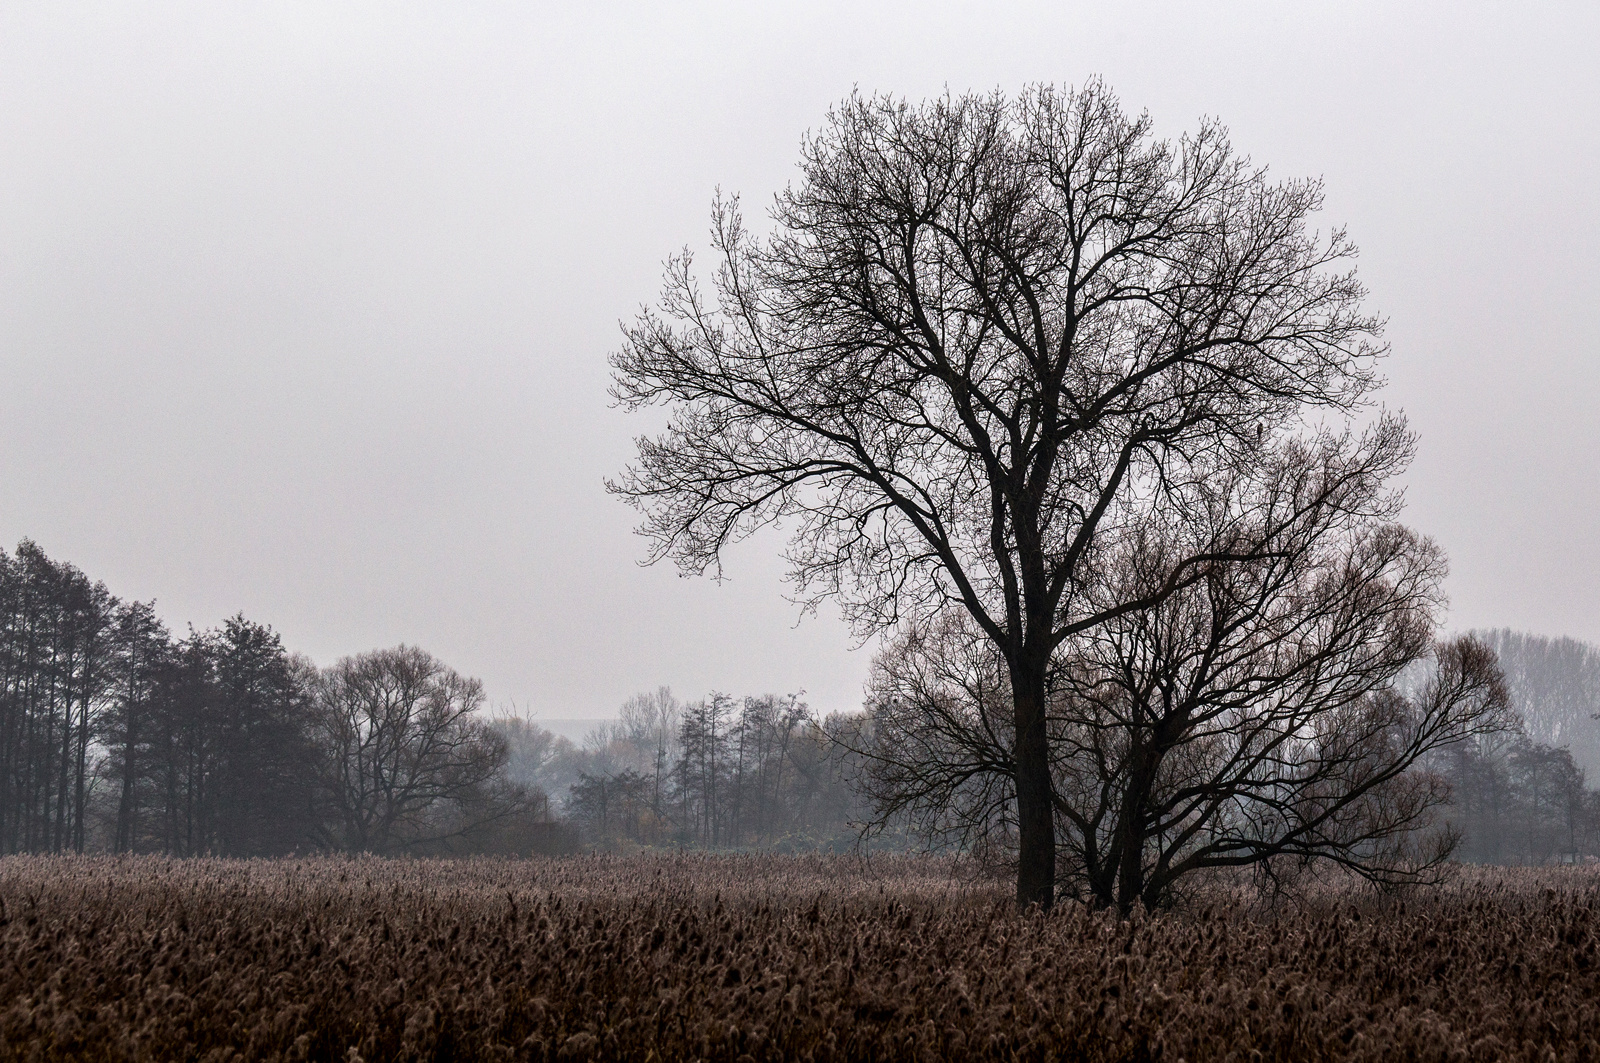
[612,83,1387,907]
[865,418,1512,912]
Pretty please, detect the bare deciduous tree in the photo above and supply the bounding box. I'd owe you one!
[612,82,1388,906]
[1043,433,1510,910]
[312,645,511,853]
[865,420,1512,911]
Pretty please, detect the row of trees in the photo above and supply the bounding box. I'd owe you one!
[0,540,112,854]
[499,689,868,851]
[0,538,870,859]
[497,639,1600,872]
[500,659,1600,876]
[1477,629,1600,777]
[11,534,1598,874]
[0,540,541,856]
[1434,732,1599,866]
[1428,630,1600,865]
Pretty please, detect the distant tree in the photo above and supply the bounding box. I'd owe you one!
[612,83,1402,907]
[207,616,320,854]
[727,694,808,845]
[1510,740,1588,862]
[788,710,877,849]
[563,688,688,845]
[568,769,653,846]
[618,687,682,836]
[311,645,514,853]
[675,693,734,847]
[1438,728,1600,865]
[141,631,218,855]
[1476,630,1600,776]
[1434,729,1517,864]
[103,600,170,853]
[494,715,570,804]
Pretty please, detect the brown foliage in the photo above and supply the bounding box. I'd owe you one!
[2,855,1599,1061]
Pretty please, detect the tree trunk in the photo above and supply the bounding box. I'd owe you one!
[117,711,138,852]
[1114,752,1152,916]
[1012,677,1055,909]
[74,687,90,852]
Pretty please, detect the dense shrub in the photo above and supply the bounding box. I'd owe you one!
[2,855,1598,1061]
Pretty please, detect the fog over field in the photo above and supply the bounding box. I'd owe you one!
[0,1,1595,723]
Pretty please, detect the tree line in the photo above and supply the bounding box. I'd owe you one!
[527,646,1600,868]
[0,540,548,856]
[7,535,1597,866]
[500,689,870,852]
[1424,629,1600,865]
[0,537,871,858]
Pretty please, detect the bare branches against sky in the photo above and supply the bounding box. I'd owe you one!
[0,2,1595,718]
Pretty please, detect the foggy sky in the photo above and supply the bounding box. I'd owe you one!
[1,2,1595,720]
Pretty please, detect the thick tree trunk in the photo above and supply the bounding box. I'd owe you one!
[1110,740,1155,915]
[1012,680,1055,910]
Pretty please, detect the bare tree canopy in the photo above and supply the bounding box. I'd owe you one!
[312,645,513,853]
[865,418,1512,911]
[612,82,1402,907]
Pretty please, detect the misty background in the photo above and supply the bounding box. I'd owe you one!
[1,2,1595,724]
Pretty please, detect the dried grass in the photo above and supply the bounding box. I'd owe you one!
[2,854,1598,1061]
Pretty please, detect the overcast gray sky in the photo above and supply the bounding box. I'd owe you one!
[1,1,1595,720]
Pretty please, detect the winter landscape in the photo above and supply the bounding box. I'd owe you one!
[2,3,1597,1060]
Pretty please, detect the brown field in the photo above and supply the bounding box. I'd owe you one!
[2,855,1598,1062]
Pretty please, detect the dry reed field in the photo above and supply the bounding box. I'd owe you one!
[2,854,1599,1062]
